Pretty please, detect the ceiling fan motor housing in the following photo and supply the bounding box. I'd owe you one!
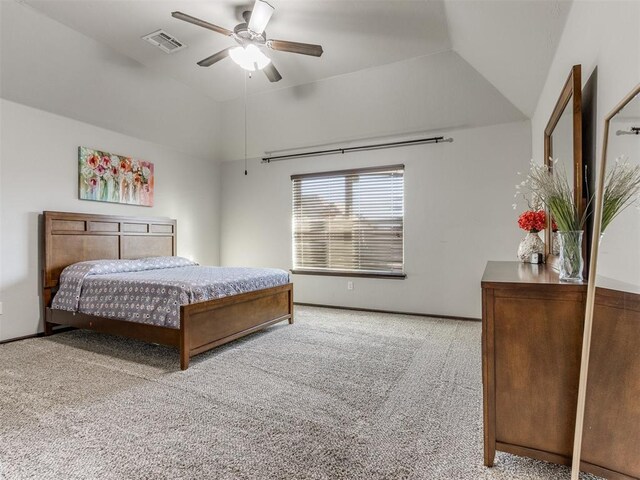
[234,21,266,44]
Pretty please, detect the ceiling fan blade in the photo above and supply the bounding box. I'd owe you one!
[263,62,282,83]
[267,39,323,57]
[171,11,233,37]
[197,48,232,67]
[248,0,274,35]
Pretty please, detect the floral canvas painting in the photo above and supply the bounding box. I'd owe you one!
[78,147,154,206]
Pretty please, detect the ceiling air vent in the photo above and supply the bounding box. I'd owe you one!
[142,30,187,54]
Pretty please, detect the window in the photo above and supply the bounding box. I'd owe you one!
[291,165,405,278]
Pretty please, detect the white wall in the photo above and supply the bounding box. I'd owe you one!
[220,120,531,319]
[532,1,639,163]
[531,0,640,286]
[0,99,221,341]
[217,44,533,321]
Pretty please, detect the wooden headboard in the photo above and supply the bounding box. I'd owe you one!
[43,211,176,303]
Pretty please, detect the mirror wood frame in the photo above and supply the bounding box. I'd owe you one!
[571,83,640,480]
[544,64,584,258]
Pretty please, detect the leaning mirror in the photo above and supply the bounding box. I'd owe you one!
[571,83,640,480]
[596,91,640,286]
[544,65,585,262]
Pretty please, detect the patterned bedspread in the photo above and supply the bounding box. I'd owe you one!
[51,257,290,329]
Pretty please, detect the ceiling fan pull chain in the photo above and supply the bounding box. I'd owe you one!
[244,71,248,176]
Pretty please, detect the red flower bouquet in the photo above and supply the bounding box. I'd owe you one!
[517,210,546,233]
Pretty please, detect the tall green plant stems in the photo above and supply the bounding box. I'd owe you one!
[601,157,640,232]
[519,160,588,232]
[518,158,639,233]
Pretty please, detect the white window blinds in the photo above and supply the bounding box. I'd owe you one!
[292,165,405,277]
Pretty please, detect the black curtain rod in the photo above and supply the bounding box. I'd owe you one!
[261,135,453,163]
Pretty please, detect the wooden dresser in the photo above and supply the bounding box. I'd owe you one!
[481,261,640,480]
[482,261,587,467]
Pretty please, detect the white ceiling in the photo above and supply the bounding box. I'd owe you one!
[1,0,222,159]
[1,0,573,159]
[18,0,572,112]
[444,0,573,117]
[22,0,452,102]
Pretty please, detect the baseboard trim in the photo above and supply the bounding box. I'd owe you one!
[293,302,480,322]
[1,306,479,344]
[0,326,74,345]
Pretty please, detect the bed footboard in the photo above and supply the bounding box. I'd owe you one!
[179,283,293,370]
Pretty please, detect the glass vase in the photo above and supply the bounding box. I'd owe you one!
[517,231,545,262]
[552,231,560,255]
[557,231,584,282]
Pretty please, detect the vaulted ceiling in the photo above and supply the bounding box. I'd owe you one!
[20,0,452,103]
[1,0,573,159]
[444,0,572,117]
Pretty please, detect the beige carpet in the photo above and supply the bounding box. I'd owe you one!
[0,306,598,479]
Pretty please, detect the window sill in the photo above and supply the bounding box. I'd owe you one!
[290,269,406,280]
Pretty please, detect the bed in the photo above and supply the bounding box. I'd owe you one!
[43,211,293,370]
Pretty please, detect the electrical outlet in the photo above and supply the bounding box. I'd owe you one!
[347,281,354,291]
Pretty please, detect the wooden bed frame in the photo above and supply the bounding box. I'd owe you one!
[42,211,293,370]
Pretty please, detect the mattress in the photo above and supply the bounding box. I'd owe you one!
[52,257,290,329]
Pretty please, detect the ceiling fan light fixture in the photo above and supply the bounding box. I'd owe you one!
[229,44,271,71]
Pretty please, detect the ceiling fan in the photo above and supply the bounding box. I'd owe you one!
[172,0,323,83]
